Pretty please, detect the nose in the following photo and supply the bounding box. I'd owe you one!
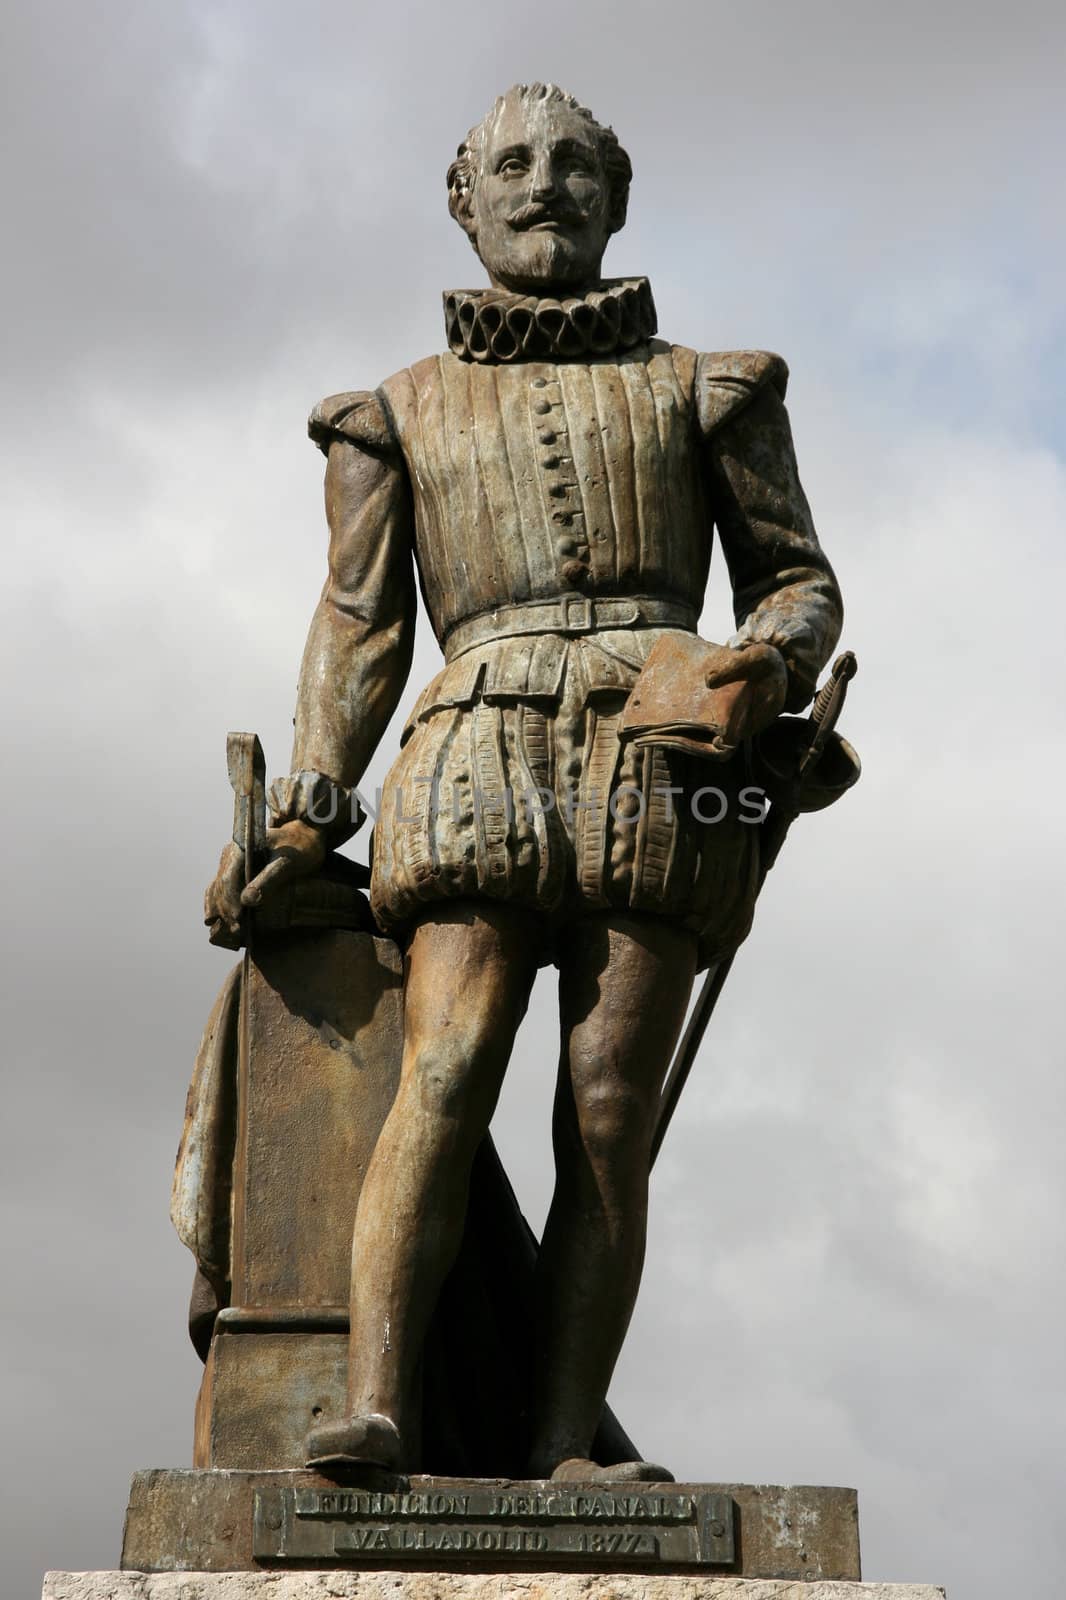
[529,153,557,201]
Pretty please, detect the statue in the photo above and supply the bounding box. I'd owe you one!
[200,81,850,1488]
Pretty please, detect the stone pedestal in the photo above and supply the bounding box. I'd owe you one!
[120,1470,862,1581]
[45,1575,946,1599]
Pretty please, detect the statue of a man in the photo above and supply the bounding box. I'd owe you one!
[205,82,842,1482]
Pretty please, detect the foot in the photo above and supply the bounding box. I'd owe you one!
[549,1457,675,1484]
[305,1411,404,1472]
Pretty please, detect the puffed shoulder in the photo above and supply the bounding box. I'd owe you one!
[695,350,790,437]
[307,390,398,456]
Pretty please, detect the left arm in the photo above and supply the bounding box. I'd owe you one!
[698,352,843,713]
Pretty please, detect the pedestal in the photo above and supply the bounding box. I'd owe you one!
[120,1469,863,1580]
[45,1575,947,1599]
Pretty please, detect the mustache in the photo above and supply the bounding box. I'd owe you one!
[507,200,586,231]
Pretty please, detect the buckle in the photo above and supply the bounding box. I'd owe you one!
[563,596,593,632]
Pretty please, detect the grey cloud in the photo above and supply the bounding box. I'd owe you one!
[4,3,1064,1597]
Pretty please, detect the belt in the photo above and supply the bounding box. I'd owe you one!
[443,595,698,663]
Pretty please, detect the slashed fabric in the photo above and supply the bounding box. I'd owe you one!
[370,628,761,967]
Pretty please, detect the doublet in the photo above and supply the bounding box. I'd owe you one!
[306,302,843,964]
[381,344,707,634]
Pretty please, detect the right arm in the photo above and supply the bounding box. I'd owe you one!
[290,393,417,788]
[205,392,416,934]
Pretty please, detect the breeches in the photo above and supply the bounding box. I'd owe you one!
[369,680,761,970]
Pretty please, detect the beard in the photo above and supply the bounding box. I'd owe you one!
[476,220,605,295]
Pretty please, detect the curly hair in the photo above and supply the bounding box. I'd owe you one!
[446,83,632,238]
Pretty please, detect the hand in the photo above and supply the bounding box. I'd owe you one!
[203,821,326,943]
[241,819,327,909]
[704,642,788,747]
[203,839,245,943]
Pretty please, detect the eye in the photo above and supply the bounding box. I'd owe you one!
[560,152,597,182]
[497,157,527,177]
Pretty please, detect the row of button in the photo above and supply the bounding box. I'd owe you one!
[530,376,590,586]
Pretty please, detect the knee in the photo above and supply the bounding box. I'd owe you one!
[567,1051,656,1171]
[403,1030,501,1127]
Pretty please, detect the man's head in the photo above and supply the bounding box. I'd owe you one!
[447,83,631,295]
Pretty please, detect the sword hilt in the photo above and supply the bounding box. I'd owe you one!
[801,651,857,778]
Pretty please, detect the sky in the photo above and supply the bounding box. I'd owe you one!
[3,2,1064,1596]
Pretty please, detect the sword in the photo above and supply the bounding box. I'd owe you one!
[649,652,858,1169]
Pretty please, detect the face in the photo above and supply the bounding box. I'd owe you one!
[467,94,614,294]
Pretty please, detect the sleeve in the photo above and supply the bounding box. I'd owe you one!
[287,389,417,805]
[307,389,399,456]
[696,351,843,712]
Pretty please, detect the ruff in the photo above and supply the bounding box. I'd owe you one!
[443,277,657,364]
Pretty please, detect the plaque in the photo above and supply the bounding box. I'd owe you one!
[252,1483,736,1568]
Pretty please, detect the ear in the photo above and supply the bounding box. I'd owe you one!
[447,153,479,242]
[606,182,629,236]
[455,210,479,247]
[447,187,473,235]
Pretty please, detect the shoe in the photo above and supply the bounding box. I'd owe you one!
[549,1457,675,1483]
[305,1411,404,1472]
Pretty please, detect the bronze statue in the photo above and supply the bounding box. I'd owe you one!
[203,81,845,1485]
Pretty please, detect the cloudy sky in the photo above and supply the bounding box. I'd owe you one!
[3,2,1064,1596]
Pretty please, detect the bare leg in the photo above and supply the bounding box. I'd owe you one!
[307,902,540,1468]
[527,914,698,1477]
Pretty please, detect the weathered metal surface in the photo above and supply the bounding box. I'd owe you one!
[186,928,402,1469]
[195,1195,641,1475]
[227,734,267,858]
[253,1483,735,1568]
[619,636,789,761]
[122,1471,860,1580]
[191,81,854,1490]
[233,932,403,1310]
[196,1333,350,1471]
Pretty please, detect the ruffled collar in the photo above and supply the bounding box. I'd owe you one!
[443,277,657,364]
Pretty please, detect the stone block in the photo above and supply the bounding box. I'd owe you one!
[45,1573,947,1599]
[121,1470,862,1581]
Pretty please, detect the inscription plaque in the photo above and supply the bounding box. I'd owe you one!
[252,1484,736,1568]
